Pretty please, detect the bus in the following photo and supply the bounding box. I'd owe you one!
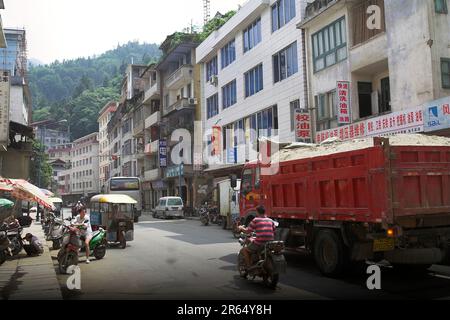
[106,177,142,222]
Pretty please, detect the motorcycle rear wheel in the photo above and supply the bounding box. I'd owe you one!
[93,245,106,260]
[0,250,6,265]
[237,252,248,279]
[10,239,22,256]
[52,239,62,250]
[59,251,78,274]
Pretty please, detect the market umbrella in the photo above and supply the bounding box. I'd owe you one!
[0,178,56,210]
[0,198,14,209]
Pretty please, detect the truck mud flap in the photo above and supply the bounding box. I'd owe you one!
[384,248,444,265]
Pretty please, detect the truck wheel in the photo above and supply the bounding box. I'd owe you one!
[314,229,348,277]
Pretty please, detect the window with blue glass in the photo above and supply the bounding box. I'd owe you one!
[245,64,263,98]
[271,0,296,32]
[243,18,262,53]
[273,42,298,83]
[206,56,218,81]
[221,39,236,69]
[222,80,237,109]
[207,94,219,119]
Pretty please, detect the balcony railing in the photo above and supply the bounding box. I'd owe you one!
[144,82,160,104]
[165,65,193,89]
[164,98,196,116]
[145,112,161,129]
[144,140,159,155]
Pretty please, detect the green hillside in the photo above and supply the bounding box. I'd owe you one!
[30,41,161,140]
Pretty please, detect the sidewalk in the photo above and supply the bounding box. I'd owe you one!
[0,222,62,300]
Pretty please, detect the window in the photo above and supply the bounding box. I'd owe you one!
[273,42,298,83]
[442,58,450,88]
[206,56,218,81]
[243,18,262,53]
[245,64,264,97]
[272,0,296,32]
[221,39,236,69]
[290,99,301,131]
[435,0,448,13]
[222,80,237,109]
[312,17,347,72]
[207,94,219,119]
[316,91,337,121]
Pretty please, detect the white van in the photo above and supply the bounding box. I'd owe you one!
[153,197,184,219]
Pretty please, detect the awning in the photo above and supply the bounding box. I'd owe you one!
[90,194,137,205]
[0,178,56,210]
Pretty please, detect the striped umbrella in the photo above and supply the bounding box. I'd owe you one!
[40,188,55,197]
[0,179,56,210]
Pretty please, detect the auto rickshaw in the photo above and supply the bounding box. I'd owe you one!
[89,194,137,249]
[48,197,63,217]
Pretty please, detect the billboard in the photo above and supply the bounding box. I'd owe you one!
[423,96,450,132]
[159,139,167,168]
[0,71,10,147]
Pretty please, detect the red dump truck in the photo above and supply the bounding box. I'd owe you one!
[237,135,450,277]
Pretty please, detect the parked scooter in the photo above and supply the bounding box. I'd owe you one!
[0,228,10,265]
[237,232,287,289]
[57,218,107,274]
[199,204,210,226]
[47,214,67,250]
[1,221,23,257]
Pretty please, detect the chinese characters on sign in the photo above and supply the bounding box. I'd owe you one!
[315,105,424,143]
[0,71,10,146]
[294,109,311,142]
[159,139,167,168]
[337,81,351,125]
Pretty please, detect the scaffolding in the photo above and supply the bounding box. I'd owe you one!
[203,0,211,26]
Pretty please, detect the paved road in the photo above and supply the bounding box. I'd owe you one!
[53,209,450,300]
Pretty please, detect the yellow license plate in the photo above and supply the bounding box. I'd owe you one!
[373,238,395,252]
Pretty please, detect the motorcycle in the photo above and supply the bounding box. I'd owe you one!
[46,214,67,250]
[199,205,210,226]
[237,232,287,289]
[0,228,10,265]
[57,219,107,274]
[1,221,23,257]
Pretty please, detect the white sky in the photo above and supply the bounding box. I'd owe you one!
[2,0,246,64]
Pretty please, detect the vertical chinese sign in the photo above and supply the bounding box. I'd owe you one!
[159,139,167,168]
[337,81,351,125]
[211,126,221,157]
[0,71,10,147]
[294,109,311,142]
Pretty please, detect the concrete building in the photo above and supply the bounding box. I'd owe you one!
[48,143,72,192]
[32,120,70,152]
[69,133,100,201]
[98,101,117,191]
[196,0,308,178]
[135,64,161,211]
[156,33,203,209]
[298,0,450,142]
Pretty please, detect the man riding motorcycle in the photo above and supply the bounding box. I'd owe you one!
[238,206,276,269]
[73,206,93,264]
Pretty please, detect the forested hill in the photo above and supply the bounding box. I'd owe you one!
[30,41,161,140]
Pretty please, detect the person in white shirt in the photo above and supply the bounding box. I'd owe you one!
[74,207,93,264]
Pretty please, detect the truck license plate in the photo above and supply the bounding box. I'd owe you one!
[373,238,395,252]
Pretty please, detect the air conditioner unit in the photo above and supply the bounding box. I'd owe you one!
[188,98,198,105]
[209,75,218,86]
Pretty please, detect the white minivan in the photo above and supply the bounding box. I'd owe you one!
[153,197,184,219]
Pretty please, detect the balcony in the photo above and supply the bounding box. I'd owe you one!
[165,65,193,90]
[143,82,160,104]
[145,112,161,129]
[144,140,159,155]
[144,168,162,181]
[164,98,196,116]
[133,120,144,137]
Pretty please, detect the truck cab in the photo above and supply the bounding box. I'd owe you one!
[239,162,263,224]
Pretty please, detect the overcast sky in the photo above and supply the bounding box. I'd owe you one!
[2,0,246,64]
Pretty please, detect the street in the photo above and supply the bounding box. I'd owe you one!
[52,209,450,300]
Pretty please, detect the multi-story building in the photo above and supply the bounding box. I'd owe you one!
[107,104,123,179]
[135,64,161,210]
[32,120,71,152]
[48,143,72,192]
[156,33,203,208]
[98,101,117,191]
[69,133,100,200]
[196,0,308,179]
[298,0,450,142]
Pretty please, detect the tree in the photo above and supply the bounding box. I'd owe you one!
[29,140,53,189]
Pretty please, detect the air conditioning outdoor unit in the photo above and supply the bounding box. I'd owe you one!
[209,75,218,86]
[188,98,198,105]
